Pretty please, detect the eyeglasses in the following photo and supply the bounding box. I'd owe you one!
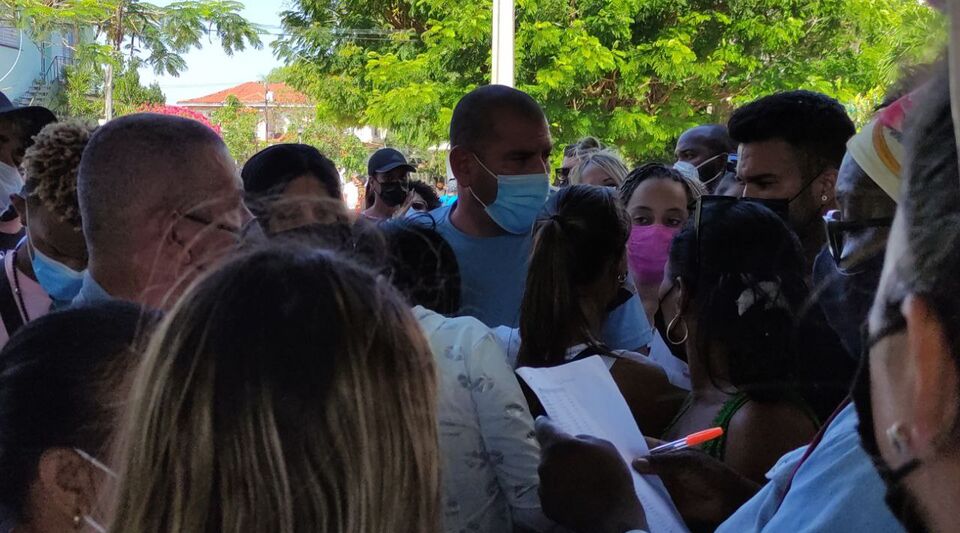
[823,210,893,265]
[181,212,262,240]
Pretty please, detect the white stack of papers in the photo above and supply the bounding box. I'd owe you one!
[517,356,689,533]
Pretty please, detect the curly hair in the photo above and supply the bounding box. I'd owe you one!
[727,90,855,179]
[21,120,96,230]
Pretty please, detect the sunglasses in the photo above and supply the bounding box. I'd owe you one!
[822,209,893,265]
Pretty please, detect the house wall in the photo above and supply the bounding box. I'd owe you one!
[0,25,76,102]
[0,26,42,100]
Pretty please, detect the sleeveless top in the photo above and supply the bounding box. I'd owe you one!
[664,392,819,461]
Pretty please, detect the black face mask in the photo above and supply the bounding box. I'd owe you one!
[378,182,408,207]
[742,174,819,226]
[813,246,884,359]
[742,197,790,222]
[852,317,929,533]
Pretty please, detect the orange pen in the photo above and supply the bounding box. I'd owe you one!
[648,427,724,455]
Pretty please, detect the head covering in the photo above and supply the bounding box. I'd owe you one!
[241,143,342,199]
[367,148,415,177]
[0,90,57,128]
[846,94,912,202]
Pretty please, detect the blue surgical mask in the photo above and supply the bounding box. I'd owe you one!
[470,155,549,234]
[30,245,84,302]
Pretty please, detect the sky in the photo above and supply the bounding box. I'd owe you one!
[138,0,287,105]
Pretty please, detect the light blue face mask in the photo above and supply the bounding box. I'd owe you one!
[30,245,84,302]
[470,154,550,234]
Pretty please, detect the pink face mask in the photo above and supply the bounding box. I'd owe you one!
[627,224,679,286]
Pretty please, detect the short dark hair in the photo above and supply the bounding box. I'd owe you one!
[669,200,807,401]
[381,218,460,315]
[409,181,441,211]
[728,90,855,178]
[450,85,546,149]
[681,124,736,154]
[0,301,156,522]
[241,143,342,199]
[77,113,225,256]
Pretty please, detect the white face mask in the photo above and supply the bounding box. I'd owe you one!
[0,162,22,212]
[73,448,116,533]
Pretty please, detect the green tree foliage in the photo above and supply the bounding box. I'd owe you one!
[211,94,260,163]
[4,0,263,119]
[56,59,165,119]
[275,0,944,161]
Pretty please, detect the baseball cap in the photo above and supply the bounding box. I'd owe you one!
[368,147,416,177]
[0,90,57,133]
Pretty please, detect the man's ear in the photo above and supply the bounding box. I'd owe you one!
[449,146,475,190]
[10,193,26,227]
[37,449,97,524]
[814,168,838,208]
[902,295,960,457]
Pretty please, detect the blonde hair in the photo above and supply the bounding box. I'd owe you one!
[568,149,629,187]
[109,246,440,533]
[20,120,96,229]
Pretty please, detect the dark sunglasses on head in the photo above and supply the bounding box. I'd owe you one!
[554,167,573,179]
[822,209,894,265]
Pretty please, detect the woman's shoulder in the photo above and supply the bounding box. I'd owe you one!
[727,396,818,433]
[724,396,819,481]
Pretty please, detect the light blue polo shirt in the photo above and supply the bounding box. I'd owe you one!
[430,203,653,350]
[717,403,903,533]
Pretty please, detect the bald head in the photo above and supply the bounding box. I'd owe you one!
[78,113,233,257]
[678,125,735,155]
[450,85,546,149]
[674,124,736,190]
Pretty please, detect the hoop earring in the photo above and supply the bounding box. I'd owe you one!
[666,312,688,345]
[617,271,627,284]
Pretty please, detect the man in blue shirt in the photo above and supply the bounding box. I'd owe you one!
[432,85,652,350]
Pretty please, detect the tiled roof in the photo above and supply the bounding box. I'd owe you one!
[178,82,310,106]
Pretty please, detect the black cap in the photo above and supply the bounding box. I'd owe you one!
[0,90,57,129]
[367,147,415,177]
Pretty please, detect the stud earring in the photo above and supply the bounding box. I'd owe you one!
[73,512,82,528]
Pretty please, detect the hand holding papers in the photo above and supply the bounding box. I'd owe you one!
[518,356,689,532]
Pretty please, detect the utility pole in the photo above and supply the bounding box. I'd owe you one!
[263,81,270,141]
[491,0,514,87]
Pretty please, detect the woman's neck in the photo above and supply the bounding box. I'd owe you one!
[685,336,734,398]
[568,297,605,348]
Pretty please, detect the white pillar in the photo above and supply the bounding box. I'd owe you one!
[491,0,514,87]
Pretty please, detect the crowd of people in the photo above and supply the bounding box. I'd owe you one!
[0,35,957,533]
